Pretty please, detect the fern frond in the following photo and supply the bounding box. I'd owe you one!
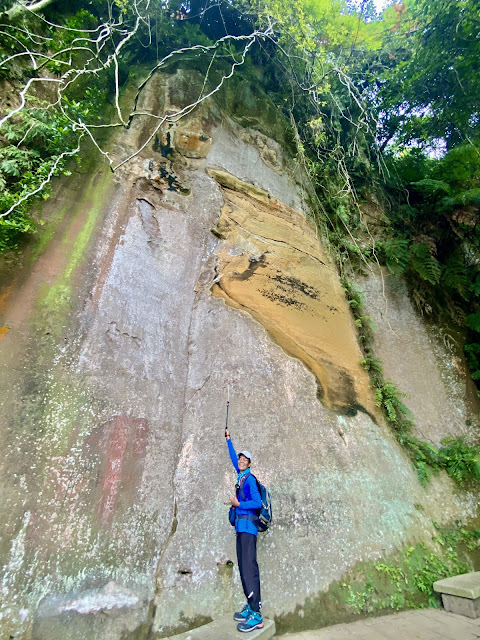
[410,243,441,285]
[412,234,437,255]
[375,381,411,424]
[454,189,480,207]
[412,179,451,196]
[442,254,469,300]
[360,356,383,373]
[381,238,410,277]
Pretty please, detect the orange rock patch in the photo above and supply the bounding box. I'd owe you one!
[209,169,375,415]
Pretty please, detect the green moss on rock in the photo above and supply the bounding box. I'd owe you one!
[216,75,294,150]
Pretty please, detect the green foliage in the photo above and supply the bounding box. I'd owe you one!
[360,355,382,373]
[374,382,410,426]
[465,343,480,381]
[379,239,443,286]
[344,581,374,615]
[0,90,106,250]
[441,254,470,301]
[410,243,441,286]
[437,437,480,485]
[379,140,480,396]
[412,179,451,198]
[342,279,363,310]
[381,238,410,277]
[433,143,480,190]
[466,313,480,333]
[0,1,118,249]
[342,523,480,616]
[377,0,480,148]
[432,520,480,552]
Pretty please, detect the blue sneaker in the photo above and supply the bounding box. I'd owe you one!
[237,611,264,633]
[233,603,251,622]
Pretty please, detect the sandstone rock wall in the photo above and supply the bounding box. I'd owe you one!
[359,267,480,444]
[0,70,477,640]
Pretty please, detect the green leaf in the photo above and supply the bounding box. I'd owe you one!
[466,313,480,333]
[0,159,21,177]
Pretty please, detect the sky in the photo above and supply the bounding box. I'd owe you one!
[374,0,390,11]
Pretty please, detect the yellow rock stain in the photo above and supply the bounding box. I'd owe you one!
[209,169,376,415]
[0,325,10,341]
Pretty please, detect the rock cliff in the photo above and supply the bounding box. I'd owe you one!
[0,70,477,640]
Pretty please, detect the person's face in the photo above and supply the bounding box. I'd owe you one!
[238,454,250,471]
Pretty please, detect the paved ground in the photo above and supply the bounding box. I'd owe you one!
[275,609,480,640]
[164,614,276,639]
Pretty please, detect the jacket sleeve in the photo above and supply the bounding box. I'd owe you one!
[227,438,239,473]
[239,476,262,510]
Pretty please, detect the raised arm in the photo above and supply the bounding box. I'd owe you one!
[225,430,239,473]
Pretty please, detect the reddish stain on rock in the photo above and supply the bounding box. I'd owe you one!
[87,416,149,526]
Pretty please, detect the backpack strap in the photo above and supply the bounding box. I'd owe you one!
[236,473,257,503]
[238,474,249,502]
[249,474,262,494]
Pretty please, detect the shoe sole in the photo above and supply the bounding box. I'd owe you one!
[237,623,264,633]
[233,615,248,622]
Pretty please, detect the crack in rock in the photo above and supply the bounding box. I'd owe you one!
[106,321,141,347]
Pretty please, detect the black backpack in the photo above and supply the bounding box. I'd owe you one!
[229,474,272,532]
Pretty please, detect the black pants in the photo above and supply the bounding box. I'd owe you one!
[236,532,261,613]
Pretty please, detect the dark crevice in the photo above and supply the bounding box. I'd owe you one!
[232,253,267,281]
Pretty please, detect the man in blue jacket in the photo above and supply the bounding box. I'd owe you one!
[225,428,264,633]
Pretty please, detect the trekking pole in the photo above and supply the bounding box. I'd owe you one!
[225,380,230,437]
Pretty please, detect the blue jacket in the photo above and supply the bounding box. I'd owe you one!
[227,439,261,536]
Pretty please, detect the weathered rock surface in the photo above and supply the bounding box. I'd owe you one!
[33,581,150,640]
[0,70,478,640]
[208,168,374,414]
[360,267,479,444]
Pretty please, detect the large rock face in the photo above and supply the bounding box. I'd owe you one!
[359,267,479,444]
[0,70,477,640]
[208,169,374,415]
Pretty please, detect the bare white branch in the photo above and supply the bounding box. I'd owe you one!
[0,2,270,219]
[6,0,56,21]
[113,27,271,171]
[0,76,63,129]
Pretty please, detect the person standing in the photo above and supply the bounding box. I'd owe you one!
[225,428,264,633]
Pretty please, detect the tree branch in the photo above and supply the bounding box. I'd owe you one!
[6,0,56,21]
[0,1,271,220]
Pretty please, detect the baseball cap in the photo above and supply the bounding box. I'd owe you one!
[238,450,252,461]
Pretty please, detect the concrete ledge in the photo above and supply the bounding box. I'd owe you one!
[434,572,480,599]
[164,614,276,640]
[434,572,480,619]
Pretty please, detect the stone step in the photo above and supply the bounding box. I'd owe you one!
[433,571,480,618]
[164,614,276,640]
